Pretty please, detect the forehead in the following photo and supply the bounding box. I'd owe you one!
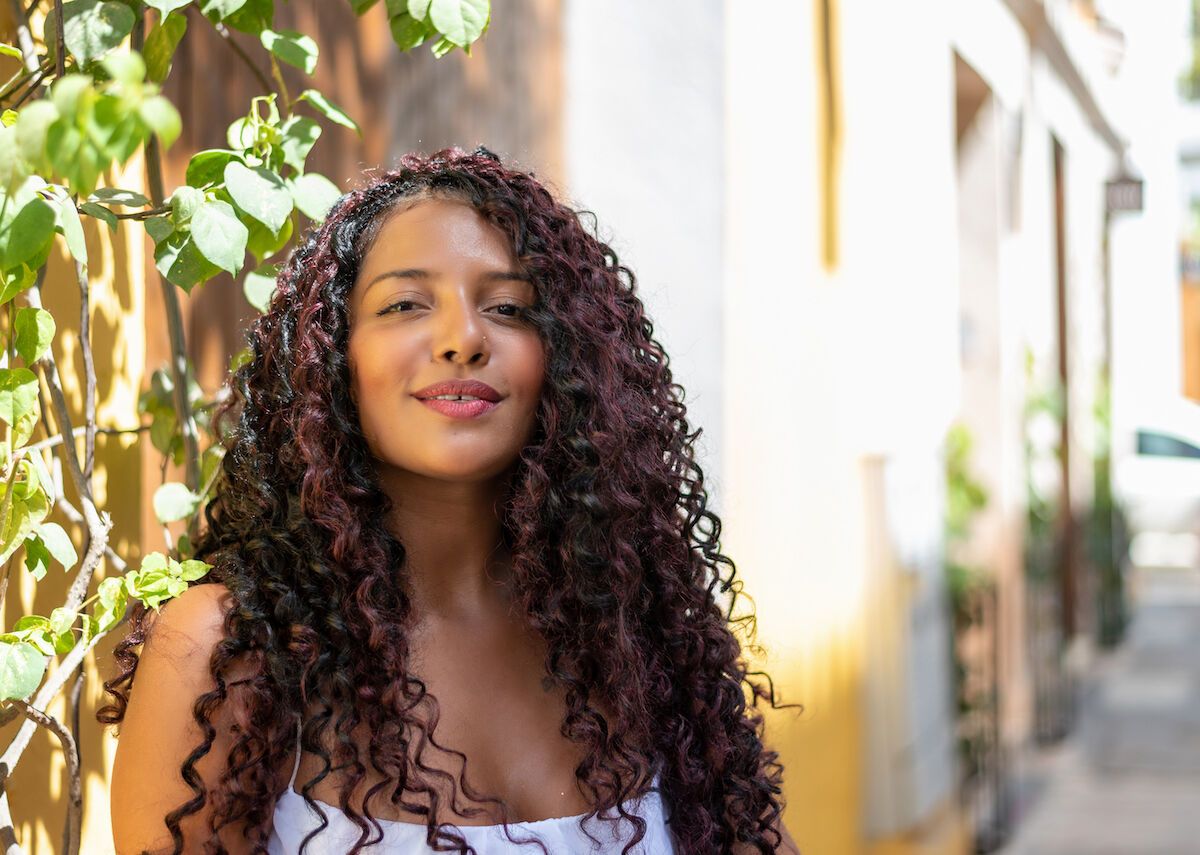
[358,198,519,273]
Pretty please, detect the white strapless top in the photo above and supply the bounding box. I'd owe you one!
[266,717,677,854]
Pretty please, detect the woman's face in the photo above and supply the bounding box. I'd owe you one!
[346,197,545,483]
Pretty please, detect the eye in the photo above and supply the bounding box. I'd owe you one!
[493,302,526,318]
[378,299,420,315]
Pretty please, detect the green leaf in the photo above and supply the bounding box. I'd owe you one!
[352,0,381,12]
[145,0,193,14]
[225,116,255,151]
[191,199,247,274]
[53,194,88,266]
[0,370,41,432]
[145,12,188,83]
[154,231,220,291]
[0,265,37,306]
[290,173,340,222]
[89,187,151,207]
[14,308,55,365]
[97,575,124,609]
[224,0,272,35]
[49,606,76,637]
[260,28,318,75]
[430,35,455,58]
[0,111,15,128]
[139,95,181,150]
[46,124,103,196]
[186,149,241,188]
[62,0,137,64]
[49,74,93,119]
[0,640,47,701]
[80,201,118,231]
[244,212,291,263]
[37,523,77,570]
[0,43,22,60]
[23,537,50,581]
[13,616,49,634]
[0,197,55,270]
[198,0,248,20]
[140,549,169,572]
[200,444,224,491]
[298,89,360,135]
[144,215,173,244]
[428,0,488,47]
[13,101,58,174]
[243,263,278,312]
[406,0,431,18]
[153,482,200,523]
[168,185,204,224]
[223,161,292,231]
[95,575,127,631]
[389,12,435,51]
[279,116,320,173]
[177,559,211,582]
[100,51,146,84]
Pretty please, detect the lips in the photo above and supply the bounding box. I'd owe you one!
[412,379,502,403]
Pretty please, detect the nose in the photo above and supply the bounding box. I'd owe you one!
[433,294,489,365]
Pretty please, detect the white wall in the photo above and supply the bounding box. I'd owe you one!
[561,0,727,507]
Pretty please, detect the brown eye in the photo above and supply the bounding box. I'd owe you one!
[378,300,418,315]
[494,303,524,317]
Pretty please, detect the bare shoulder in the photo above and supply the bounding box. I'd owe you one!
[110,581,262,855]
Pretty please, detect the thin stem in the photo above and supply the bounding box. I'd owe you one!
[10,700,79,855]
[22,424,147,455]
[131,19,202,494]
[5,66,49,109]
[73,259,95,482]
[207,15,273,95]
[268,52,292,113]
[101,204,171,220]
[52,0,64,79]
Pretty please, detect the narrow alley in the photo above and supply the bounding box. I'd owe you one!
[1002,566,1200,855]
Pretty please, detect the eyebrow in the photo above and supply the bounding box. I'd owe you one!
[363,268,534,295]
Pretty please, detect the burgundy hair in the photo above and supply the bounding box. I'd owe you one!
[99,146,796,854]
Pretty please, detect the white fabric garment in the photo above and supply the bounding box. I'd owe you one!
[267,717,677,854]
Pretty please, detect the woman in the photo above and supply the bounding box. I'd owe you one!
[103,147,801,854]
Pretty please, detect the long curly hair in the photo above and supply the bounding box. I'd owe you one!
[98,146,795,854]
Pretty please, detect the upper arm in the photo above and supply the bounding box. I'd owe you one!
[109,582,264,855]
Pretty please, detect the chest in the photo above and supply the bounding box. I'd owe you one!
[289,623,625,825]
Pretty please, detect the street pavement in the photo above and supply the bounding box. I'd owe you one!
[999,566,1200,855]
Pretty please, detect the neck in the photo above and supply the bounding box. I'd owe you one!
[376,468,515,620]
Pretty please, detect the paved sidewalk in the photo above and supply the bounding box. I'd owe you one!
[1000,567,1200,855]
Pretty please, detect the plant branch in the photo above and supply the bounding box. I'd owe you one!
[72,260,96,482]
[10,700,79,854]
[4,65,49,109]
[23,280,113,630]
[0,787,23,855]
[131,19,202,495]
[52,0,64,79]
[103,204,171,220]
[22,423,146,455]
[268,52,291,113]
[208,15,273,95]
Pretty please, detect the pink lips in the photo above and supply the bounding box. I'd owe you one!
[418,398,499,419]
